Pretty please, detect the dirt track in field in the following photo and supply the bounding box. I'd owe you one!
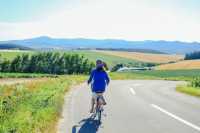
[0,78,38,85]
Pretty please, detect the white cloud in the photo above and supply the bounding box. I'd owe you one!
[1,0,200,42]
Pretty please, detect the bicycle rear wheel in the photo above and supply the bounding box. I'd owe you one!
[97,109,101,122]
[96,99,102,122]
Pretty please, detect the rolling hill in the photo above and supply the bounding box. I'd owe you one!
[1,36,200,54]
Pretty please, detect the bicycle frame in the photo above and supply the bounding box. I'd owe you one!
[95,95,104,122]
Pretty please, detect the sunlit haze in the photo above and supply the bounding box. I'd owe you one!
[0,0,200,42]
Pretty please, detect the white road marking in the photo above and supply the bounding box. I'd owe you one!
[151,104,200,132]
[130,88,136,95]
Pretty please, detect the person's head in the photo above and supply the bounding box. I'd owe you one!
[96,59,109,71]
[96,59,104,71]
[96,59,103,67]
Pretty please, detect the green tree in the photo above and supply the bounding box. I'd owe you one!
[10,55,22,72]
[21,54,29,72]
[0,52,94,74]
[1,60,10,72]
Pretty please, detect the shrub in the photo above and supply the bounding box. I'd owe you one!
[111,64,124,72]
[191,77,200,88]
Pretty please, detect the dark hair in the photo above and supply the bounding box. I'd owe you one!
[96,59,102,64]
[96,67,104,71]
[103,62,108,70]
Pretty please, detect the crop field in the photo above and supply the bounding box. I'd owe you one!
[95,50,184,63]
[156,60,200,70]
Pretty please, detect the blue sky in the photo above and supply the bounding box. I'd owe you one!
[0,0,200,41]
[0,0,73,22]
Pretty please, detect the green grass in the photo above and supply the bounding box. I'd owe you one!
[69,50,147,67]
[176,85,200,97]
[110,72,158,80]
[0,75,86,133]
[0,72,58,78]
[0,51,35,60]
[110,69,200,81]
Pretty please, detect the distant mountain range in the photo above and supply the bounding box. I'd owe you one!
[1,36,200,54]
[0,43,32,50]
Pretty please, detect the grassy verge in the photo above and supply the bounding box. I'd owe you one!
[0,72,58,78]
[176,85,200,97]
[0,75,86,133]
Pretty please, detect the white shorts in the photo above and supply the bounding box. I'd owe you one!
[92,92,104,101]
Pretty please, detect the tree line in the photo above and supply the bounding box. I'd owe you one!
[0,52,95,74]
[185,51,200,60]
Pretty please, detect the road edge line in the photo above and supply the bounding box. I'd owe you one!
[151,104,200,132]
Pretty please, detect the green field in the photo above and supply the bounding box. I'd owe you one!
[64,50,156,68]
[69,50,153,67]
[110,69,200,81]
[0,75,86,133]
[0,50,35,60]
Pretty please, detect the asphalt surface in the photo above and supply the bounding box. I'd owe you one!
[58,80,200,133]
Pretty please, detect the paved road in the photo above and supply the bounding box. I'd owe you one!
[58,80,200,133]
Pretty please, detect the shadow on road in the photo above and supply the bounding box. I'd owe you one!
[72,115,101,133]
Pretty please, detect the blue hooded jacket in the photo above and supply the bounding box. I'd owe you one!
[88,69,110,93]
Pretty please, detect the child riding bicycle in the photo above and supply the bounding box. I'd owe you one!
[87,59,110,113]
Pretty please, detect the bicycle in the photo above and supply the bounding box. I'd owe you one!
[94,94,104,123]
